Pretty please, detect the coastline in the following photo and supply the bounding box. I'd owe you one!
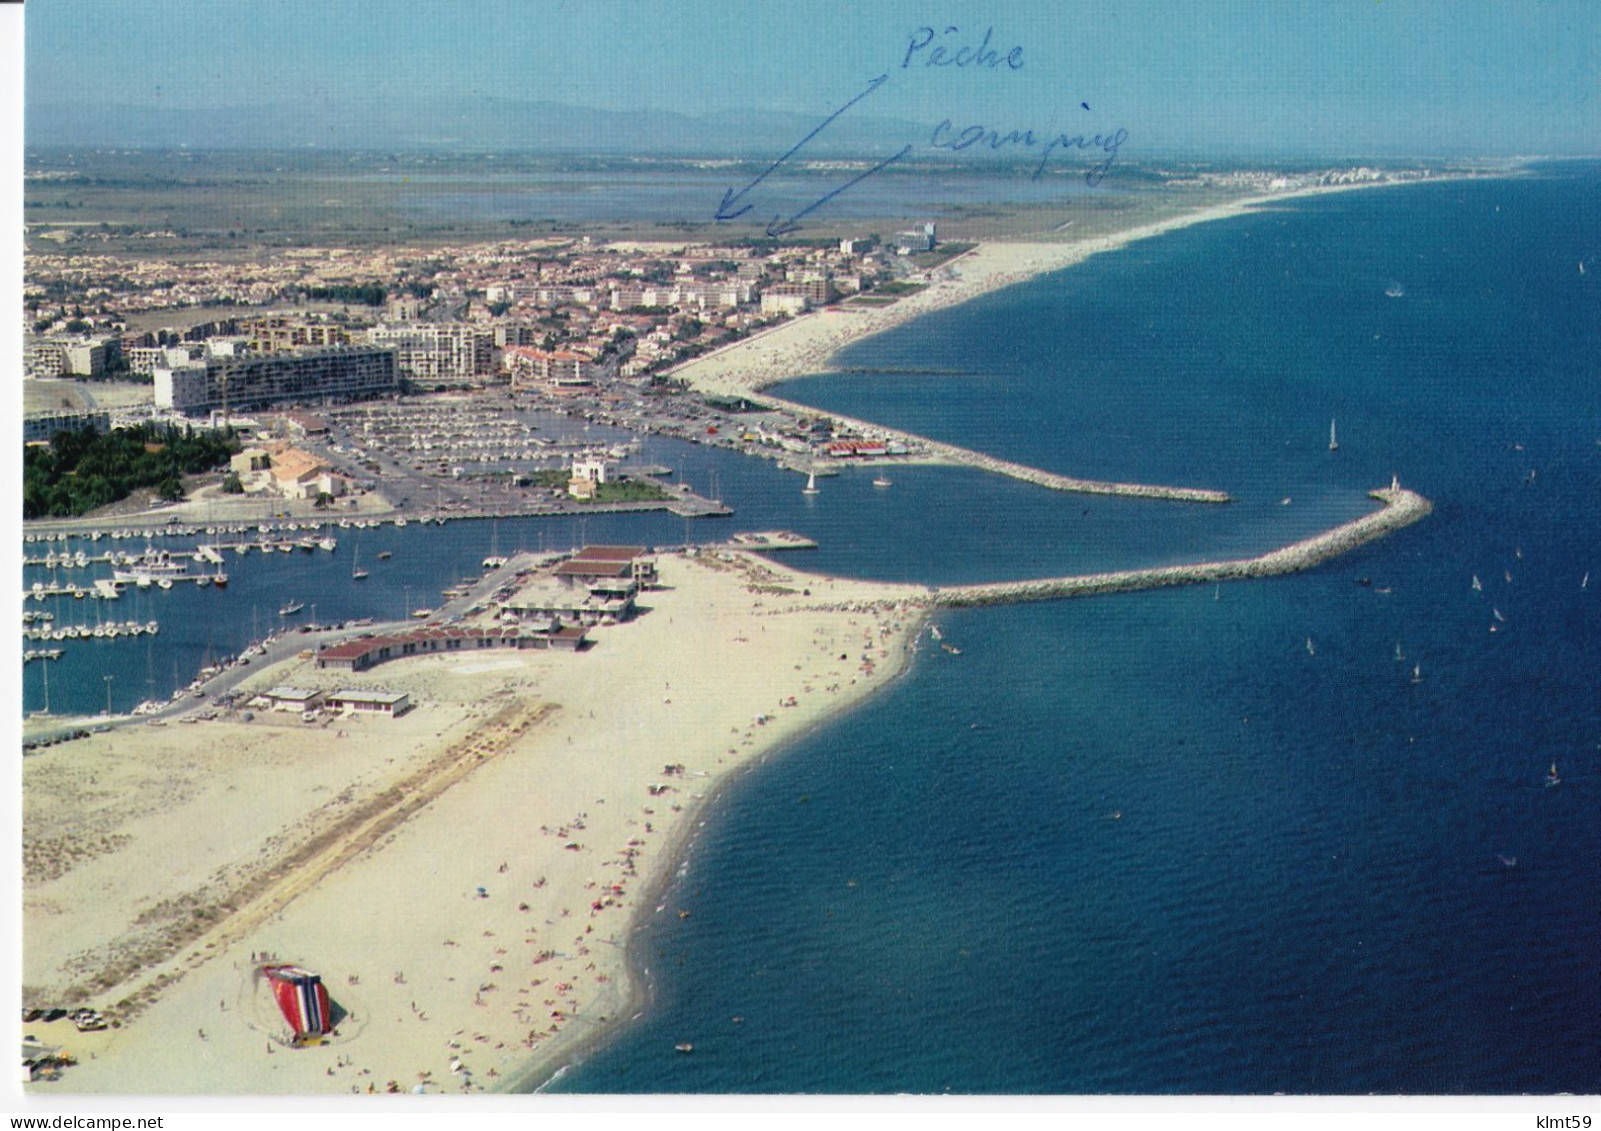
[499,603,930,1095]
[22,178,1455,1098]
[25,552,928,1094]
[671,178,1477,400]
[23,484,1435,1094]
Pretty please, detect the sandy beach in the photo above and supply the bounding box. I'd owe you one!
[673,182,1439,399]
[23,552,927,1094]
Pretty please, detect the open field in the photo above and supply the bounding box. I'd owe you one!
[25,149,1245,256]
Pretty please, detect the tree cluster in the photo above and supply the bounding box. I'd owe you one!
[23,422,240,518]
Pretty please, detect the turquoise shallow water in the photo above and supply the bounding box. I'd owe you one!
[547,166,1601,1093]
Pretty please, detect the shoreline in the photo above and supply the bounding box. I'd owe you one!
[24,480,1433,1094]
[26,553,929,1094]
[500,597,932,1095]
[23,178,1453,1098]
[671,176,1482,401]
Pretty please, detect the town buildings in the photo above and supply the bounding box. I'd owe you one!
[365,323,495,384]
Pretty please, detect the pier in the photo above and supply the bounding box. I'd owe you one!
[741,388,1233,504]
[925,487,1431,608]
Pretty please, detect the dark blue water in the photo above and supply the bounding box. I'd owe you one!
[547,166,1601,1093]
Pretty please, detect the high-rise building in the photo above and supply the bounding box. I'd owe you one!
[365,323,494,383]
[154,345,399,415]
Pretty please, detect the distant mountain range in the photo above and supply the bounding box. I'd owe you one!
[27,97,932,156]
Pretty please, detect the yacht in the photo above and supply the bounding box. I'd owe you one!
[112,547,191,586]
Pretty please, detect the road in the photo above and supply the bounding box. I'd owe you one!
[23,553,541,750]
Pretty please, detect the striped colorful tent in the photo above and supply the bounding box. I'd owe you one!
[263,965,332,1039]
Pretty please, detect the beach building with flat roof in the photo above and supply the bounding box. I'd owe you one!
[255,686,325,712]
[505,575,637,625]
[325,689,411,716]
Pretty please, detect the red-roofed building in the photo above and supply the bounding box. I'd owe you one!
[315,623,585,672]
[506,347,599,390]
[561,545,657,586]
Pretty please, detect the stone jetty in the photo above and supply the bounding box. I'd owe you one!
[928,486,1431,608]
[748,388,1233,504]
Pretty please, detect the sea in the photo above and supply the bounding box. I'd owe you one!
[23,164,1599,1094]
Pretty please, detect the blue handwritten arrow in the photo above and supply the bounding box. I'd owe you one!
[715,72,892,222]
[766,145,914,238]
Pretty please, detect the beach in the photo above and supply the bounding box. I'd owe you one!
[23,177,1457,1096]
[672,182,1445,399]
[23,552,926,1093]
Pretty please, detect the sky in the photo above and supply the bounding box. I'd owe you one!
[18,0,1601,158]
